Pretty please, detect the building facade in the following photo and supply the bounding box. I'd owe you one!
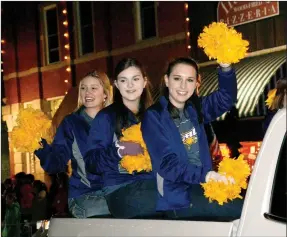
[1,1,190,179]
[1,1,286,180]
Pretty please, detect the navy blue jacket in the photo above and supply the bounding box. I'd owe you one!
[34,108,103,199]
[85,103,154,188]
[141,67,237,211]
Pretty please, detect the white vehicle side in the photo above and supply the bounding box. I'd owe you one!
[46,109,286,237]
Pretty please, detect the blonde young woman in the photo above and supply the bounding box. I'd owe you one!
[35,71,112,218]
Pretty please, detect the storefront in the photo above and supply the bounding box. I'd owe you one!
[199,48,286,170]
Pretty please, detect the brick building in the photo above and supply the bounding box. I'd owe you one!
[1,1,190,180]
[1,1,286,180]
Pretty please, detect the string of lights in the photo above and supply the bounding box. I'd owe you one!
[1,39,5,73]
[184,3,191,52]
[62,7,70,95]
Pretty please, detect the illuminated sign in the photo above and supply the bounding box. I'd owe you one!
[217,1,280,27]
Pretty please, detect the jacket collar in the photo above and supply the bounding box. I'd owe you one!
[159,96,199,125]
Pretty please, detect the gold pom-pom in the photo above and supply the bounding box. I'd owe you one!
[265,89,277,109]
[198,22,249,64]
[10,107,53,153]
[201,155,251,205]
[119,123,152,174]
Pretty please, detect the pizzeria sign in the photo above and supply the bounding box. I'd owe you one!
[217,1,280,27]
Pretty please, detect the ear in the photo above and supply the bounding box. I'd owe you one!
[114,80,119,89]
[143,77,147,88]
[164,75,169,87]
[197,74,202,86]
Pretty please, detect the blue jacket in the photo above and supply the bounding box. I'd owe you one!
[34,107,103,199]
[141,67,237,211]
[85,103,155,188]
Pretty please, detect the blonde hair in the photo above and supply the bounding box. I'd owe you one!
[77,70,113,110]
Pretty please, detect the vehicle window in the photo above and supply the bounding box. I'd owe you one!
[269,132,286,220]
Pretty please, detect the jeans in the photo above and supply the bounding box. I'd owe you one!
[105,179,159,219]
[165,184,243,221]
[68,190,110,218]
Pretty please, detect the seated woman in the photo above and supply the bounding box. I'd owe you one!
[85,58,158,219]
[141,57,243,220]
[35,70,112,218]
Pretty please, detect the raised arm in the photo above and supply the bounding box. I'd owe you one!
[34,118,73,174]
[201,66,237,123]
[141,110,209,184]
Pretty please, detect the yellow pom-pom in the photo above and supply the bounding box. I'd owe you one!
[198,22,249,64]
[218,155,251,186]
[10,108,53,153]
[265,89,277,109]
[201,180,243,205]
[119,123,152,174]
[201,154,251,205]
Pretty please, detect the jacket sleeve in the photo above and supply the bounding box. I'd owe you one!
[201,67,237,123]
[85,111,120,174]
[34,118,73,174]
[141,110,208,184]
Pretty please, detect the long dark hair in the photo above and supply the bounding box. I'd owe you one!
[271,78,287,110]
[113,58,153,138]
[162,57,203,123]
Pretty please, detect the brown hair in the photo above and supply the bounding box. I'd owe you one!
[161,57,203,123]
[114,58,153,109]
[113,58,153,138]
[271,78,287,110]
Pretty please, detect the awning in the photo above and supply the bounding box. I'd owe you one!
[199,50,286,119]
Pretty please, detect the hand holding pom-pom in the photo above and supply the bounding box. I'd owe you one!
[201,155,251,205]
[119,123,152,174]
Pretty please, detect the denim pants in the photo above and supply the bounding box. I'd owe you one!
[68,190,110,218]
[105,179,159,219]
[165,184,243,221]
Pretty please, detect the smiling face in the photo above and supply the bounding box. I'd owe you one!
[114,66,147,106]
[165,63,197,109]
[79,76,107,110]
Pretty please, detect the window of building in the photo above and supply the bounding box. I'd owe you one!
[135,2,157,40]
[44,6,60,64]
[77,2,94,56]
[268,133,286,222]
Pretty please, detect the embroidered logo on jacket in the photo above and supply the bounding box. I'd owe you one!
[181,128,198,149]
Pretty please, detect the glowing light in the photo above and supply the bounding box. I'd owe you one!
[63,21,68,26]
[1,50,4,54]
[64,79,68,83]
[64,56,69,60]
[186,32,190,37]
[185,3,188,10]
[186,17,190,22]
[62,9,67,14]
[64,44,70,49]
[1,69,3,72]
[66,67,71,72]
[65,91,68,94]
[1,39,5,44]
[64,33,69,38]
[187,45,191,49]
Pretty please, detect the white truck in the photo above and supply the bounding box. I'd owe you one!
[39,109,286,237]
